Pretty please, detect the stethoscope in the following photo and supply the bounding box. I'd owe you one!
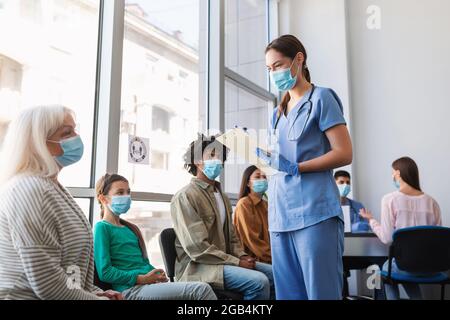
[272,84,316,142]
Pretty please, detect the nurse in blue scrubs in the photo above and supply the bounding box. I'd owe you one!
[256,35,353,300]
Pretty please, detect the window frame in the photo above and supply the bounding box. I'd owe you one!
[220,0,278,202]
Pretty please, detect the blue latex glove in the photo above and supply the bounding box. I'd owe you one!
[255,148,299,176]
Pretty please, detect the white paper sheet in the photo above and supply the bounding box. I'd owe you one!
[216,128,278,176]
[342,205,352,233]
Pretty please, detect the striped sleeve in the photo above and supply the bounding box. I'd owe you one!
[15,246,100,300]
[6,177,101,300]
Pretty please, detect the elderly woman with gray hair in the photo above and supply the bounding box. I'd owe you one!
[0,105,122,300]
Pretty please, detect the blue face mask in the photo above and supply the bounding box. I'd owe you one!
[49,135,84,167]
[270,59,300,91]
[202,159,223,181]
[252,179,268,194]
[108,195,132,216]
[393,179,401,190]
[338,184,351,197]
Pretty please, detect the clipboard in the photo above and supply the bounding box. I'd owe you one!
[216,128,279,176]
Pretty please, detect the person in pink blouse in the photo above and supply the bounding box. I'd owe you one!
[359,157,442,300]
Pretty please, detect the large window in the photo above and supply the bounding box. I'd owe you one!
[0,0,279,245]
[120,201,172,269]
[224,81,274,194]
[225,0,269,88]
[0,0,101,188]
[224,0,277,196]
[116,1,211,269]
[0,0,100,222]
[118,0,207,195]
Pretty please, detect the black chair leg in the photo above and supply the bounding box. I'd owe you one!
[342,273,350,299]
[379,278,391,300]
[441,284,446,301]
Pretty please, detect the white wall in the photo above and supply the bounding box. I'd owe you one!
[282,0,450,227]
[346,0,450,228]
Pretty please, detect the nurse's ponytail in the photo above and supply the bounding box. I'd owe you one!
[266,35,311,116]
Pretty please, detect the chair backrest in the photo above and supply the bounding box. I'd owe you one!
[159,228,177,282]
[94,263,113,291]
[392,226,450,273]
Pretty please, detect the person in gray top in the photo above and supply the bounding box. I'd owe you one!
[0,105,122,300]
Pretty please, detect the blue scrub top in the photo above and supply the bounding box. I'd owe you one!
[267,86,347,232]
[342,198,371,233]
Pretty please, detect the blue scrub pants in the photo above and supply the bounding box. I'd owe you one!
[270,217,344,300]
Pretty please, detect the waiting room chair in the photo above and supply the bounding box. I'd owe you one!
[380,226,450,300]
[94,263,113,291]
[159,228,243,300]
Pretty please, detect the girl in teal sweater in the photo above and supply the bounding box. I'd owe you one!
[94,173,216,300]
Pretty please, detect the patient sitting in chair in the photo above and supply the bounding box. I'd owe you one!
[93,173,216,300]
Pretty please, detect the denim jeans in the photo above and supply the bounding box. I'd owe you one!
[223,262,274,300]
[122,281,217,300]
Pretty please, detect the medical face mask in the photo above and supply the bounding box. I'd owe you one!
[270,60,300,91]
[48,135,84,167]
[108,195,132,216]
[252,179,268,194]
[338,184,351,198]
[202,159,223,180]
[393,178,401,190]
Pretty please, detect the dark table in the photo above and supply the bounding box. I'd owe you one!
[343,232,389,299]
